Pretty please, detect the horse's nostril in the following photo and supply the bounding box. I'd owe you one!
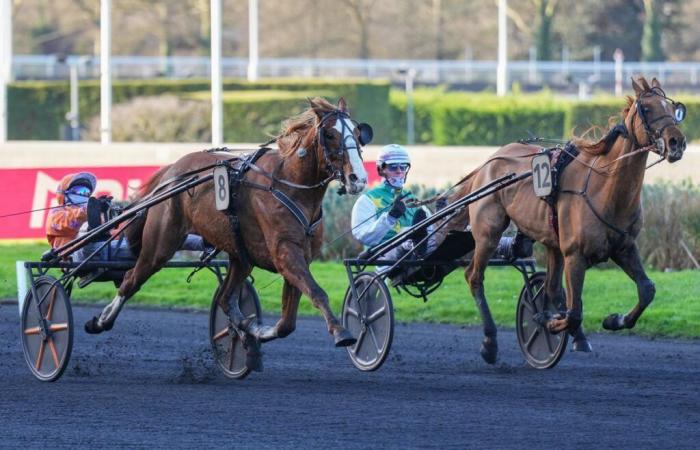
[348,173,358,183]
[669,137,678,149]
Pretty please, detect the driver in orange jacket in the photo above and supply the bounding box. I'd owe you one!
[46,172,97,249]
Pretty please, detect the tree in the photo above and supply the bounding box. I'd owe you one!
[641,0,664,61]
[533,0,558,61]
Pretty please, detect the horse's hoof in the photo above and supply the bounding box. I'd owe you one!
[334,329,357,347]
[602,313,626,331]
[480,337,498,365]
[84,317,104,334]
[243,334,263,372]
[245,353,264,373]
[572,337,593,353]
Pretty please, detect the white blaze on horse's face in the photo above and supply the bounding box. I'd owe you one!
[334,117,368,194]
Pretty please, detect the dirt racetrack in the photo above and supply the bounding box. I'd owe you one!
[1,302,699,449]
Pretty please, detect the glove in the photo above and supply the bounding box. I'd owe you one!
[97,195,113,213]
[435,197,448,211]
[388,198,406,219]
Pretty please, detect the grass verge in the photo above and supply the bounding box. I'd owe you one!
[2,243,698,337]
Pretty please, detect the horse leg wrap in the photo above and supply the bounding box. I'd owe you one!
[565,310,582,334]
[84,295,125,334]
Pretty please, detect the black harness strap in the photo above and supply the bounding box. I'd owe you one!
[270,190,323,236]
[223,147,272,268]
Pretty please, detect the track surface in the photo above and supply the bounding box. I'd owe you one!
[2,303,699,449]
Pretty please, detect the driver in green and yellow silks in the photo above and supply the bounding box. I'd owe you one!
[351,144,434,260]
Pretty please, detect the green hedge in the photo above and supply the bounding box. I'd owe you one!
[432,93,568,145]
[389,91,700,145]
[7,78,391,143]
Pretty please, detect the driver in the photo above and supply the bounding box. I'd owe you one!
[351,144,434,262]
[46,171,210,260]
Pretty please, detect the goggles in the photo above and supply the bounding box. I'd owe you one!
[384,163,409,172]
[67,185,92,197]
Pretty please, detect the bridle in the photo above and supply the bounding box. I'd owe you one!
[627,87,686,164]
[316,109,366,194]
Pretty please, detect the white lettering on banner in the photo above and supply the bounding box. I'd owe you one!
[95,180,124,199]
[126,179,142,197]
[28,171,144,230]
[30,172,60,229]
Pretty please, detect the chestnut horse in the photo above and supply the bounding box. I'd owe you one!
[84,98,370,367]
[445,76,687,364]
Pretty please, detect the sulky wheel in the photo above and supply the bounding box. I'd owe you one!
[209,279,262,379]
[341,272,394,371]
[20,275,73,382]
[516,271,568,369]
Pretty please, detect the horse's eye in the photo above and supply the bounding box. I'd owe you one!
[324,131,335,140]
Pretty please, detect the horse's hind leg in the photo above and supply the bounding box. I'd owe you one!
[545,247,591,352]
[84,215,184,334]
[465,240,501,365]
[274,241,355,347]
[603,243,655,331]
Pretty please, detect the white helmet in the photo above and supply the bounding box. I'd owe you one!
[376,144,410,174]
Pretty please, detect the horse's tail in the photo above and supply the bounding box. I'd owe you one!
[123,165,171,257]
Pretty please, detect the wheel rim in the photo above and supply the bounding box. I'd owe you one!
[210,280,261,379]
[342,273,394,371]
[516,272,568,369]
[21,276,73,382]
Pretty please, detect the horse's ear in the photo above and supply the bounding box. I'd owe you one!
[307,97,326,118]
[337,97,348,112]
[631,76,646,97]
[651,77,661,89]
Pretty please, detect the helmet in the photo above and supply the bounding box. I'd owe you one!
[59,172,96,206]
[67,172,97,193]
[376,144,410,173]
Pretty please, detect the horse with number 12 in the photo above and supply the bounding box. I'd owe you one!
[443,75,687,365]
[83,97,375,375]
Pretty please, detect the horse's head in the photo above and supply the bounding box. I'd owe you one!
[310,97,371,195]
[629,76,687,163]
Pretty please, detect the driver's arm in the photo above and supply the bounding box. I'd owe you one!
[351,195,397,246]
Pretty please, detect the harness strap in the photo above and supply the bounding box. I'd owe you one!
[270,190,323,236]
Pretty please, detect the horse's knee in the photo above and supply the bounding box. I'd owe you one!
[638,279,655,307]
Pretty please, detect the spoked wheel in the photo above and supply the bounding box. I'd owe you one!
[516,271,568,369]
[20,275,73,382]
[342,272,394,371]
[209,280,262,379]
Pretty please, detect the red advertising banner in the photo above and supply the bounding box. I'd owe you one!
[0,162,380,240]
[0,166,161,240]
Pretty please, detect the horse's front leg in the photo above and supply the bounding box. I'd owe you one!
[547,253,586,334]
[603,243,655,330]
[274,241,356,347]
[244,281,301,344]
[545,247,591,352]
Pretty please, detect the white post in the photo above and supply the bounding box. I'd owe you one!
[613,48,624,97]
[247,0,259,82]
[496,0,508,96]
[405,68,416,145]
[528,46,537,84]
[0,0,12,143]
[16,261,27,314]
[593,45,601,80]
[100,0,112,144]
[68,62,80,140]
[211,0,223,146]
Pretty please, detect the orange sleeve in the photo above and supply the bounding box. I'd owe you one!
[46,205,88,248]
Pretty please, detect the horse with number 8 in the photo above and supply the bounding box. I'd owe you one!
[83,97,373,373]
[442,75,687,364]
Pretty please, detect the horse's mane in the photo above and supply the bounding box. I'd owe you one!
[276,97,336,159]
[571,96,634,155]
